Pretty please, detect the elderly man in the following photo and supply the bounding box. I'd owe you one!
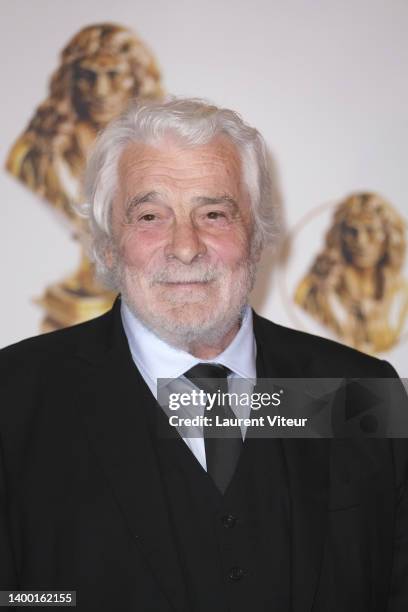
[1,98,407,611]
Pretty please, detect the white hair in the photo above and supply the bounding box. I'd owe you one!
[78,97,279,287]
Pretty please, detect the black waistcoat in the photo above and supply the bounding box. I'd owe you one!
[149,346,291,612]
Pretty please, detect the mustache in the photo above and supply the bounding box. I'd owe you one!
[147,262,222,285]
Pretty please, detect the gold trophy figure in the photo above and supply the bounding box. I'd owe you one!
[295,192,408,354]
[6,23,163,330]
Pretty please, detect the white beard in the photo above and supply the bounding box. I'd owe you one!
[110,252,257,352]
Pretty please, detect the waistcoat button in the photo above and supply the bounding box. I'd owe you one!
[228,566,244,581]
[221,514,237,528]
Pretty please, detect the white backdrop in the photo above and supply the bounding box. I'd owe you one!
[1,0,407,374]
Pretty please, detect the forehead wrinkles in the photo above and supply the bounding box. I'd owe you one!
[118,141,243,188]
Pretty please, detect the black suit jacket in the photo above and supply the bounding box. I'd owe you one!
[0,299,407,611]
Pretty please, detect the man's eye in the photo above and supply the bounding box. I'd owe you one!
[139,214,156,222]
[207,211,226,220]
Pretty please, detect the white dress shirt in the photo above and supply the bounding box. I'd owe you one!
[121,301,257,470]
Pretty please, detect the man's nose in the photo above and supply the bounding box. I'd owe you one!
[165,219,207,264]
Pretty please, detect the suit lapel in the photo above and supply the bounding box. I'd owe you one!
[75,301,188,612]
[253,311,330,612]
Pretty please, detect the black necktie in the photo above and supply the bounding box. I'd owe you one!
[184,363,243,493]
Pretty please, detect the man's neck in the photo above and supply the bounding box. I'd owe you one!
[186,320,241,360]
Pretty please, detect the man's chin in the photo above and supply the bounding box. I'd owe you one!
[153,303,219,332]
[125,300,240,351]
[147,316,237,352]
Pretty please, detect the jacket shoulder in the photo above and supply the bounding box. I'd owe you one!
[253,312,398,377]
[0,309,112,372]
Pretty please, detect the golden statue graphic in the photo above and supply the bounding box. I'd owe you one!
[295,192,408,354]
[6,23,163,330]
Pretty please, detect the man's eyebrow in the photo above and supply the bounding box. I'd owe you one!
[125,191,161,210]
[192,194,238,208]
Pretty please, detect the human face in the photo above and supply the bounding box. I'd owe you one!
[108,135,258,352]
[73,54,137,124]
[341,213,386,269]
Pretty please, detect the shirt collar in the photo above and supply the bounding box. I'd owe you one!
[121,301,257,395]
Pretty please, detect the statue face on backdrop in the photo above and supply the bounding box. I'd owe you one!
[64,25,163,129]
[107,135,259,351]
[72,52,139,125]
[340,209,387,269]
[67,24,163,127]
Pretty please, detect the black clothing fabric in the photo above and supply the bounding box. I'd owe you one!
[0,298,407,611]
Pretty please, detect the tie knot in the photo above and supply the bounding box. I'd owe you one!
[184,363,231,396]
[184,363,230,381]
